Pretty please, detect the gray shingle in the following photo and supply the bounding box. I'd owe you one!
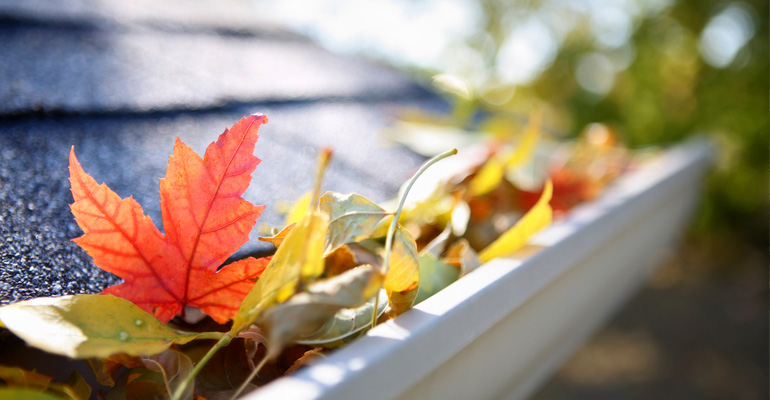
[0,0,445,305]
[0,99,443,303]
[0,24,425,114]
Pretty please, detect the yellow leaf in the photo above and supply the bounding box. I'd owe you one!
[478,180,553,263]
[469,110,542,196]
[385,286,419,318]
[257,223,295,248]
[285,191,312,225]
[504,110,541,168]
[232,211,329,335]
[468,156,505,197]
[383,227,419,293]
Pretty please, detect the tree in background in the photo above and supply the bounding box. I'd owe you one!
[260,0,767,243]
[436,0,767,244]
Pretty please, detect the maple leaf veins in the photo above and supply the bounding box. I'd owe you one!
[69,114,270,324]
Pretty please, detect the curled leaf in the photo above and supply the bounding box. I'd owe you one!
[256,264,384,359]
[384,285,419,318]
[478,180,553,263]
[257,223,295,248]
[0,295,216,358]
[296,289,388,345]
[320,192,390,254]
[443,239,482,276]
[323,244,360,277]
[142,349,193,400]
[379,148,457,322]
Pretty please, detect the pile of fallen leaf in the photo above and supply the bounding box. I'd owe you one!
[0,113,631,399]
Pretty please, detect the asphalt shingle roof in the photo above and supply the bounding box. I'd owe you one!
[0,1,442,303]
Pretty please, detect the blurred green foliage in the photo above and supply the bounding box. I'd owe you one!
[435,0,768,244]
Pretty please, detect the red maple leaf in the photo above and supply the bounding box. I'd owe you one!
[69,114,270,324]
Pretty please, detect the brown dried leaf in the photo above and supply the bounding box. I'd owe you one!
[284,348,327,375]
[443,239,482,277]
[257,224,295,249]
[323,245,359,277]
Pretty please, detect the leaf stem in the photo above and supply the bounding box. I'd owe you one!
[171,334,232,400]
[311,148,333,210]
[191,331,228,341]
[371,148,458,329]
[230,352,270,400]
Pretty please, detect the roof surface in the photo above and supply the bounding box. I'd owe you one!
[0,0,443,303]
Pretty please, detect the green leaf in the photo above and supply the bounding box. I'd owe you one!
[479,179,553,262]
[320,192,390,254]
[414,254,460,305]
[297,289,388,345]
[409,224,460,305]
[232,211,329,335]
[256,264,384,359]
[0,388,63,400]
[0,295,213,358]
